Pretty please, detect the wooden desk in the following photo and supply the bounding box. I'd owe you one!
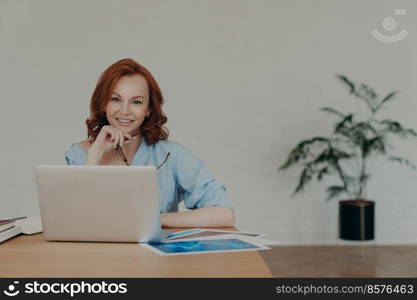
[2,232,415,277]
[0,230,272,278]
[260,245,417,277]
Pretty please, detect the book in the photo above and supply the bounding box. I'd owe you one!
[0,226,22,243]
[0,222,15,233]
[0,216,42,245]
[0,217,26,232]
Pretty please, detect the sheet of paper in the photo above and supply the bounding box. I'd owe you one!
[164,229,266,241]
[164,228,204,240]
[167,233,280,246]
[142,238,270,256]
[236,236,281,246]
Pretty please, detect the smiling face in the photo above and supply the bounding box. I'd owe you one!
[105,74,151,136]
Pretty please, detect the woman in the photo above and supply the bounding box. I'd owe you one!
[64,58,234,228]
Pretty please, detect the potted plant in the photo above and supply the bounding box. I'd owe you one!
[279,75,417,240]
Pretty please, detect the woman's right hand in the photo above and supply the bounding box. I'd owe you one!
[86,125,135,164]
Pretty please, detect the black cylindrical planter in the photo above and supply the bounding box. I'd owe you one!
[339,200,375,241]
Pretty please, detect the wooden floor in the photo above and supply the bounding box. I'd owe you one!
[260,245,417,277]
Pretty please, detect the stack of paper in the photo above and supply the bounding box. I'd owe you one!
[0,216,43,244]
[0,217,26,243]
[143,229,279,256]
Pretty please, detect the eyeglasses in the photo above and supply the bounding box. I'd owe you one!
[116,146,129,165]
[156,152,171,170]
[116,145,170,170]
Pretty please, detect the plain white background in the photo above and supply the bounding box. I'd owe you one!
[1,0,416,244]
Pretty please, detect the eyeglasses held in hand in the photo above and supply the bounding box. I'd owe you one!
[117,145,170,170]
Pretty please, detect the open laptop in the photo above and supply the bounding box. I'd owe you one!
[35,165,167,243]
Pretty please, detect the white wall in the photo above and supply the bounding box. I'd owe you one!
[1,0,416,244]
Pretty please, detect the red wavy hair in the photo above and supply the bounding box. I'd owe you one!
[86,58,169,145]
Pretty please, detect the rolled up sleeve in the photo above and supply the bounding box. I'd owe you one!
[173,144,233,210]
[64,144,86,165]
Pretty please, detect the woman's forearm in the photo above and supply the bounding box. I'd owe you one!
[85,147,103,165]
[161,207,234,228]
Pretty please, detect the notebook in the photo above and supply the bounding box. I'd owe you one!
[0,226,22,243]
[0,217,26,232]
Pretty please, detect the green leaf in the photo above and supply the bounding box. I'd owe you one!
[335,114,353,133]
[331,149,354,160]
[380,91,398,107]
[336,74,355,94]
[326,185,346,201]
[317,167,330,180]
[388,156,416,169]
[354,122,379,136]
[380,120,402,133]
[320,107,345,118]
[405,129,417,138]
[379,120,417,138]
[359,83,378,100]
[293,166,314,195]
[362,136,385,157]
[279,137,329,170]
[346,83,378,114]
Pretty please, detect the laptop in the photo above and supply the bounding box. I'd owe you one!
[35,165,167,243]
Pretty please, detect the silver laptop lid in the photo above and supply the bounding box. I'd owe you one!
[35,165,161,243]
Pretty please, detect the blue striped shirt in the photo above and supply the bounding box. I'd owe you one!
[64,138,232,213]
